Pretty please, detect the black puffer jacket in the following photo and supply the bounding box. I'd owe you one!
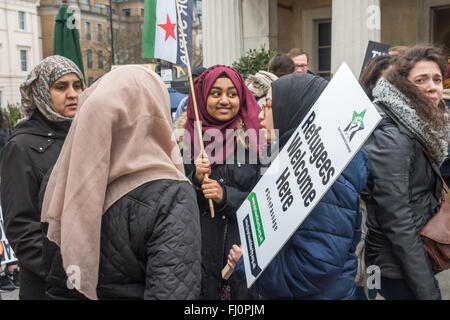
[41,179,202,300]
[185,152,259,300]
[0,110,70,299]
[362,104,442,300]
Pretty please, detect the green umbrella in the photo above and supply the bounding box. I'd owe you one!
[53,4,85,78]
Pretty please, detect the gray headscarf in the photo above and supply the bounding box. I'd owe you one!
[19,55,85,123]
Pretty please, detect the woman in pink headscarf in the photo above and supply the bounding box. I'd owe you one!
[176,65,262,300]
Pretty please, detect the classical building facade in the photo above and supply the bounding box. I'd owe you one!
[202,0,450,78]
[39,0,146,86]
[0,0,42,109]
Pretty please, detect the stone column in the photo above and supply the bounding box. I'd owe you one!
[331,0,381,77]
[202,0,244,67]
[241,0,277,52]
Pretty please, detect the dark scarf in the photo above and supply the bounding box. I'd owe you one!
[272,73,328,149]
[373,78,450,166]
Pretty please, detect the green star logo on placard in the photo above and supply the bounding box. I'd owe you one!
[344,110,367,142]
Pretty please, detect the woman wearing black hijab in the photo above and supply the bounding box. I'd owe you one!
[228,73,369,299]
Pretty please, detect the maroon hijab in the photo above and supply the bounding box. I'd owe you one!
[185,65,262,165]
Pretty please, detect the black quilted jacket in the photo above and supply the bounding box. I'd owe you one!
[40,179,202,300]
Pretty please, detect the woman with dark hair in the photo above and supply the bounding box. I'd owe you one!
[179,65,262,300]
[355,54,395,300]
[1,55,85,300]
[246,53,295,109]
[267,53,296,78]
[362,45,449,300]
[360,55,395,101]
[228,72,369,299]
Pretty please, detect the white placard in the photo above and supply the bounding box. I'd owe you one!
[0,206,18,265]
[236,62,382,287]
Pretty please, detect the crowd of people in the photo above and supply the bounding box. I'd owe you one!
[0,43,449,300]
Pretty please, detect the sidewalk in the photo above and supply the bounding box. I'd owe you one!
[2,269,449,300]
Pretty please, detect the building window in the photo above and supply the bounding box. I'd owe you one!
[88,77,94,86]
[141,8,144,16]
[81,0,89,5]
[98,50,104,69]
[0,90,2,107]
[18,11,25,30]
[20,50,27,71]
[96,24,102,42]
[85,21,91,40]
[122,9,131,17]
[432,5,450,48]
[87,49,93,69]
[316,20,331,80]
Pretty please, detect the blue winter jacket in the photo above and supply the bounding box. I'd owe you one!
[235,148,369,300]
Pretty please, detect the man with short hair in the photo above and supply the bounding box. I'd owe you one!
[287,48,311,74]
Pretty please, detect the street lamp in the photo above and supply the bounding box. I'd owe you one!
[109,0,115,65]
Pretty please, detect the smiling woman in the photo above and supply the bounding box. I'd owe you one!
[206,76,240,122]
[179,65,262,300]
[0,55,84,300]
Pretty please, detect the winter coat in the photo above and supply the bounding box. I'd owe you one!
[362,103,442,300]
[235,148,369,300]
[0,127,9,154]
[0,109,70,299]
[177,114,260,300]
[40,178,202,300]
[0,112,11,169]
[185,159,259,300]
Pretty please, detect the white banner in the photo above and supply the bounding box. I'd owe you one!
[236,63,382,287]
[0,206,18,265]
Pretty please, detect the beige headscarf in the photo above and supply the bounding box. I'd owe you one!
[41,65,189,300]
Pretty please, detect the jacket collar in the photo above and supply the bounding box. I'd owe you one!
[10,109,71,140]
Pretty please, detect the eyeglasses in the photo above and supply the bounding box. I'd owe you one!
[262,103,272,117]
[295,64,309,69]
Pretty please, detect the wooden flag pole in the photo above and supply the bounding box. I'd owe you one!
[175,0,215,218]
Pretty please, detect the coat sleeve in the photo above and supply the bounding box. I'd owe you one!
[143,182,201,300]
[243,197,358,299]
[215,164,261,219]
[0,141,45,279]
[235,151,367,299]
[365,125,440,300]
[184,162,260,220]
